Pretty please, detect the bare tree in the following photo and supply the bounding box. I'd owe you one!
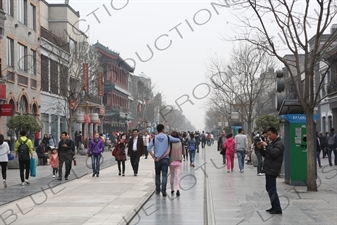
[208,44,276,143]
[229,0,337,191]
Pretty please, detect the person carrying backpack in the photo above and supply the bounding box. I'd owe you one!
[188,133,197,167]
[326,128,337,166]
[14,131,34,186]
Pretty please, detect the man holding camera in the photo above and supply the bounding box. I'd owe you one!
[257,127,284,215]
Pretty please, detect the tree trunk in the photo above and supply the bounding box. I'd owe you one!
[247,119,253,146]
[68,109,73,139]
[305,111,317,191]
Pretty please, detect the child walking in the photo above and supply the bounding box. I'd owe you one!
[50,148,59,178]
[224,133,235,173]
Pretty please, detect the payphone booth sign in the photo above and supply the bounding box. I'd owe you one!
[0,104,12,116]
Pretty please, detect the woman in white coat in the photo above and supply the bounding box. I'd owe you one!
[0,134,10,188]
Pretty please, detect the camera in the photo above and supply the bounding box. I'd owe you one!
[253,134,263,143]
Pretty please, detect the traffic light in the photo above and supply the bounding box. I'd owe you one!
[275,70,286,111]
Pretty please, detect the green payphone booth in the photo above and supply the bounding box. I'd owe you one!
[279,114,318,186]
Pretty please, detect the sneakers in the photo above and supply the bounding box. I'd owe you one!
[227,170,230,173]
[25,179,30,184]
[240,170,244,173]
[52,175,55,178]
[176,190,180,196]
[21,182,25,186]
[3,180,7,188]
[257,173,264,176]
[57,177,62,181]
[231,169,234,172]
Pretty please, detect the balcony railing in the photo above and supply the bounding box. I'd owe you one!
[41,26,70,52]
[83,94,102,105]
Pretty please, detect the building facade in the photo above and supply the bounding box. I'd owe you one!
[95,42,133,133]
[0,0,40,138]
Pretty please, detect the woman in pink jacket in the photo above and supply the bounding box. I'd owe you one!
[224,133,235,173]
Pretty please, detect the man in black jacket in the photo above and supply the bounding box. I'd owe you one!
[258,127,284,215]
[218,130,227,164]
[127,129,144,176]
[57,132,75,181]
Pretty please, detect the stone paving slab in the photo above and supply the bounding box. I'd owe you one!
[0,154,156,225]
[0,151,117,205]
[206,143,337,225]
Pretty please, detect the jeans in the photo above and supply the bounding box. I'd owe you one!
[170,161,182,191]
[91,154,101,175]
[19,159,30,182]
[256,151,263,174]
[189,150,196,164]
[265,174,282,211]
[327,148,337,166]
[155,158,169,193]
[236,151,246,171]
[316,150,321,167]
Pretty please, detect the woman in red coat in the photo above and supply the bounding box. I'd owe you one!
[224,133,235,173]
[114,133,127,176]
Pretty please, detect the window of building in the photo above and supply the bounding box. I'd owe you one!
[7,71,14,82]
[29,4,36,30]
[31,79,37,89]
[6,0,13,16]
[19,95,28,114]
[17,0,27,24]
[6,37,14,67]
[17,74,28,86]
[29,49,36,75]
[18,44,28,71]
[59,64,68,96]
[50,59,59,95]
[41,54,49,92]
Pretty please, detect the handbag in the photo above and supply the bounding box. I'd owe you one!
[112,147,119,157]
[30,158,37,177]
[8,152,15,161]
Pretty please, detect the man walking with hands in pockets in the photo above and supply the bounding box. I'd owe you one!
[235,128,248,173]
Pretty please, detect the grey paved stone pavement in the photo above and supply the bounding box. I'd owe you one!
[132,143,337,225]
[1,144,336,225]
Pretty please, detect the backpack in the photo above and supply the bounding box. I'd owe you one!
[189,140,196,151]
[327,134,336,146]
[18,139,30,161]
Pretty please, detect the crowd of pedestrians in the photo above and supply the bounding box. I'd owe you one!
[1,123,336,215]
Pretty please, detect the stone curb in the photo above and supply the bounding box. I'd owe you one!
[118,188,156,225]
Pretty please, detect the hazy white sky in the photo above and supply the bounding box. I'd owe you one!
[46,0,238,130]
[46,0,333,130]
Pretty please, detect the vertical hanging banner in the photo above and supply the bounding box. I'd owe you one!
[83,63,89,91]
[98,72,104,96]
